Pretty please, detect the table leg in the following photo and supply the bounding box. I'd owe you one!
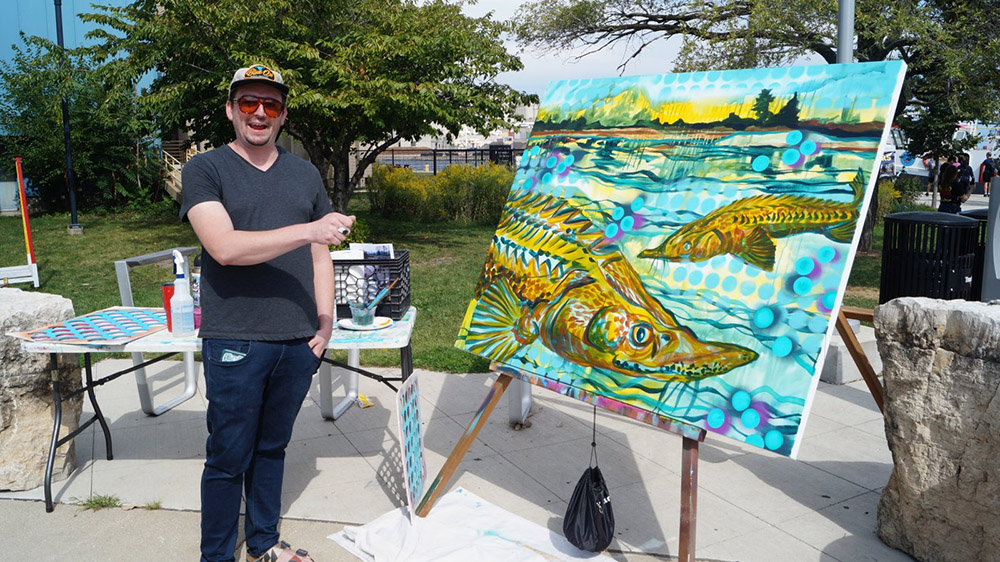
[44,353,61,513]
[84,354,113,460]
[508,376,532,426]
[324,349,360,420]
[319,353,334,419]
[400,344,413,380]
[133,350,200,416]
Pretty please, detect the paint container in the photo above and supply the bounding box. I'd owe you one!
[161,283,175,332]
[348,300,375,326]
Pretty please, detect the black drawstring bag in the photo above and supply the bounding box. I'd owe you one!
[563,405,615,552]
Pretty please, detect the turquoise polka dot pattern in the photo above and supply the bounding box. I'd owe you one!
[753,307,775,329]
[741,409,761,429]
[731,390,751,411]
[773,336,794,357]
[764,430,784,450]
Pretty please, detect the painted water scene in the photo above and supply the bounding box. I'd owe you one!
[457,61,905,457]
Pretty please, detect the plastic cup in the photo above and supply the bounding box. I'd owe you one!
[162,283,175,332]
[348,301,375,326]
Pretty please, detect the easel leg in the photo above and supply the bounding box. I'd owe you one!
[835,311,884,413]
[678,436,698,562]
[415,373,514,517]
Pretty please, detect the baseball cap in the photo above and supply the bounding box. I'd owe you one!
[229,64,289,97]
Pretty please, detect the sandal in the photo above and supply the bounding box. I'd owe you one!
[247,540,316,562]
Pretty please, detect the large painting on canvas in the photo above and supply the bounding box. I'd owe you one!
[456,62,905,457]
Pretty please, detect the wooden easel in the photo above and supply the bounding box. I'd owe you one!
[415,307,880,561]
[415,369,707,562]
[835,307,884,413]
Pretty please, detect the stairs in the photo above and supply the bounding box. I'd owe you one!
[161,140,200,202]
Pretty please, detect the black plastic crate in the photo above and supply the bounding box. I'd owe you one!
[333,249,410,320]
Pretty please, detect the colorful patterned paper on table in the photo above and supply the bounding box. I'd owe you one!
[456,62,906,458]
[9,307,167,346]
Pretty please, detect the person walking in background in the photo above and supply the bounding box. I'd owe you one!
[938,155,962,213]
[180,63,354,562]
[922,152,939,195]
[980,151,996,196]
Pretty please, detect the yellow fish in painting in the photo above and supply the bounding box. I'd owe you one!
[639,170,866,271]
[459,190,758,382]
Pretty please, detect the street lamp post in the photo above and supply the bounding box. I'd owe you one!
[54,0,83,234]
[837,0,855,64]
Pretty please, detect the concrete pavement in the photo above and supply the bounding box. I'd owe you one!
[0,358,915,561]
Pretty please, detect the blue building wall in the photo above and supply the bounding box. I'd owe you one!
[1,0,132,66]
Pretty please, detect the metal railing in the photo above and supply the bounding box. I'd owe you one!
[375,146,522,174]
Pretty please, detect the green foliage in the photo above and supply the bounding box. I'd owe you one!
[366,163,513,224]
[875,176,926,224]
[329,217,373,250]
[84,0,535,212]
[0,35,165,213]
[77,494,122,510]
[433,164,514,225]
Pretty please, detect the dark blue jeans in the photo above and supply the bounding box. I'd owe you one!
[199,338,321,562]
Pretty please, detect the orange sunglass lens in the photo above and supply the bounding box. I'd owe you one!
[236,97,283,118]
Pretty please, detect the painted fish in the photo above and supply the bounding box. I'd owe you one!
[639,170,866,271]
[459,190,758,382]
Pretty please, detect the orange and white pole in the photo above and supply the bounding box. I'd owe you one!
[15,156,35,264]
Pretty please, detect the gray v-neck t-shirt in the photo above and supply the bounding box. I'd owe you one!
[180,145,333,340]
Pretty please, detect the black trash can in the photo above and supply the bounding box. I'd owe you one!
[879,211,978,303]
[960,208,989,300]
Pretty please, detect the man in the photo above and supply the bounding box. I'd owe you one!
[980,151,996,197]
[180,64,354,562]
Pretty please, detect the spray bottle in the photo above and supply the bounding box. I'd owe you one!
[170,250,196,337]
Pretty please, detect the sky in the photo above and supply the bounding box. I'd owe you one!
[1,0,686,97]
[464,0,686,96]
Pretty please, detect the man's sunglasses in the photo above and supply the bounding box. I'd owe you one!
[231,96,284,118]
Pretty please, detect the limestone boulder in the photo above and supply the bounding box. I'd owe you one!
[0,288,80,491]
[875,297,1000,562]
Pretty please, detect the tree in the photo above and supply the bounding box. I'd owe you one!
[0,34,164,212]
[512,0,1000,147]
[772,93,800,128]
[84,0,534,212]
[751,89,775,125]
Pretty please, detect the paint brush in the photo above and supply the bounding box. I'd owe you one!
[366,277,400,310]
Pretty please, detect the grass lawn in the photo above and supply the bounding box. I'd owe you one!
[1,203,887,373]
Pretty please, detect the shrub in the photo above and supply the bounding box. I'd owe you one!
[875,176,926,224]
[329,216,372,250]
[367,162,514,224]
[366,164,434,220]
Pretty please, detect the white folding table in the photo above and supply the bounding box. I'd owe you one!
[16,306,417,512]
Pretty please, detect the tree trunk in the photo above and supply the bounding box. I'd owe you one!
[859,181,880,252]
[330,150,353,213]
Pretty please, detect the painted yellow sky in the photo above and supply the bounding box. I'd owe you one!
[540,88,888,126]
